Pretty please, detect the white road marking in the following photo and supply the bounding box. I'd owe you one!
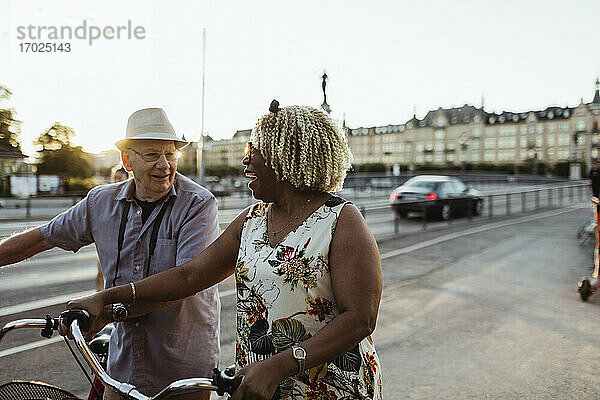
[380,204,585,260]
[0,336,63,358]
[0,290,96,316]
[0,203,584,357]
[0,288,238,357]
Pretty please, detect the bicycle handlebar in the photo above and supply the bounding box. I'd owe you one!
[0,310,242,400]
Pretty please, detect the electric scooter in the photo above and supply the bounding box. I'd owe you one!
[578,196,600,301]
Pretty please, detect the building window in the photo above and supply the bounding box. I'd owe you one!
[484,138,496,149]
[520,126,527,134]
[560,123,570,131]
[485,128,495,136]
[447,154,456,162]
[558,134,570,146]
[536,124,544,133]
[434,130,445,139]
[434,153,444,163]
[536,135,543,146]
[547,135,555,146]
[557,149,570,159]
[520,150,527,160]
[577,120,586,131]
[548,123,556,132]
[416,143,424,151]
[484,151,495,161]
[520,137,527,148]
[473,127,481,137]
[434,142,444,151]
[471,139,480,150]
[472,152,480,162]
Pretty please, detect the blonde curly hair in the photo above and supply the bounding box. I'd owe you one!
[250,103,353,192]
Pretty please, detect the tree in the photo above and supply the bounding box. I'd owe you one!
[0,86,22,151]
[35,123,94,178]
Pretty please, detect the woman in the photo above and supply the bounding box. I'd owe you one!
[69,100,383,399]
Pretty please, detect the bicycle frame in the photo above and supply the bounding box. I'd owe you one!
[1,312,240,400]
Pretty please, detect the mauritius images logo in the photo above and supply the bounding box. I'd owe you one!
[16,20,146,46]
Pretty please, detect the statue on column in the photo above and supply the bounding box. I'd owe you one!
[321,70,331,114]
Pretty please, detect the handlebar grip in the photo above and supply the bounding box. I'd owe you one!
[59,309,91,332]
[212,365,242,396]
[212,365,281,399]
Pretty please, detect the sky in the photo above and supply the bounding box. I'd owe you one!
[1,0,600,157]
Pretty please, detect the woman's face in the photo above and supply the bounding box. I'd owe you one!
[242,142,281,201]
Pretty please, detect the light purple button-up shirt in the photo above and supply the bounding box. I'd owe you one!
[40,172,220,396]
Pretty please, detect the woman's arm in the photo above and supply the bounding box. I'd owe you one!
[231,203,383,400]
[66,207,249,328]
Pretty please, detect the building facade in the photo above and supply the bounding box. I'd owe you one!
[200,82,600,175]
[348,82,600,172]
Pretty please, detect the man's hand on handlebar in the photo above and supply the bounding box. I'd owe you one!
[59,292,108,340]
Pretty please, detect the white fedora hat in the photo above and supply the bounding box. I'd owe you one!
[115,108,188,151]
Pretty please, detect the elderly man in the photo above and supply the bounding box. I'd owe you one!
[0,108,220,400]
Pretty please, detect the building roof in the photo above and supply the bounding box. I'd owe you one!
[0,144,26,159]
[233,129,251,138]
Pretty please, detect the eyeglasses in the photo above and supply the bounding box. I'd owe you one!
[244,142,256,161]
[128,148,180,162]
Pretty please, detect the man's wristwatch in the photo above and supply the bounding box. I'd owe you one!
[291,345,306,376]
[112,303,128,322]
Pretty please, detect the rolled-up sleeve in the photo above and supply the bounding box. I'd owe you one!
[39,191,95,252]
[175,195,220,266]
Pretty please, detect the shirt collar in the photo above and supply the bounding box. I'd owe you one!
[114,173,179,202]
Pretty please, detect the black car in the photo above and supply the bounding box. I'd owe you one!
[389,175,483,220]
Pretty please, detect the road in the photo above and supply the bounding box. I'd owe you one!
[0,185,597,398]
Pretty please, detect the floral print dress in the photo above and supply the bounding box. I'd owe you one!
[235,196,382,399]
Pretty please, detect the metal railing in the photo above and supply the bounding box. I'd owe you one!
[357,181,590,235]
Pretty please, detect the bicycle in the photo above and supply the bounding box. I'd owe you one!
[0,308,242,400]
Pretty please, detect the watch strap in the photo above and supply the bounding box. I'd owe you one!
[291,345,306,376]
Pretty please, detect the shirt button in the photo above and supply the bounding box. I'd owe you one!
[135,265,141,271]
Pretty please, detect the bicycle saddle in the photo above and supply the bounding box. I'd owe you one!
[89,323,115,356]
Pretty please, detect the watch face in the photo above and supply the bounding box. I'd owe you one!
[112,303,128,321]
[293,346,306,359]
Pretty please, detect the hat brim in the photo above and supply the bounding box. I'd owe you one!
[115,135,189,151]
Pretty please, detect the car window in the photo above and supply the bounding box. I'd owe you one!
[452,180,467,192]
[438,182,455,196]
[404,181,437,191]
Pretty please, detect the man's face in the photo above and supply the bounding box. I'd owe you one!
[121,140,178,201]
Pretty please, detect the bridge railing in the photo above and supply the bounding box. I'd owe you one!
[357,181,591,235]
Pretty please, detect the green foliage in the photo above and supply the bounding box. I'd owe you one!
[65,177,96,193]
[551,162,570,177]
[0,86,22,151]
[357,163,386,173]
[35,123,94,178]
[205,164,243,178]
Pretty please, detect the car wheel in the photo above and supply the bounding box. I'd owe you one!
[473,199,483,216]
[395,209,408,218]
[440,203,451,221]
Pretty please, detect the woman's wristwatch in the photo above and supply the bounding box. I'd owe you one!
[291,346,306,376]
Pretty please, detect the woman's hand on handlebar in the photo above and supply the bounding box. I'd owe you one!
[229,357,287,400]
[59,292,108,340]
